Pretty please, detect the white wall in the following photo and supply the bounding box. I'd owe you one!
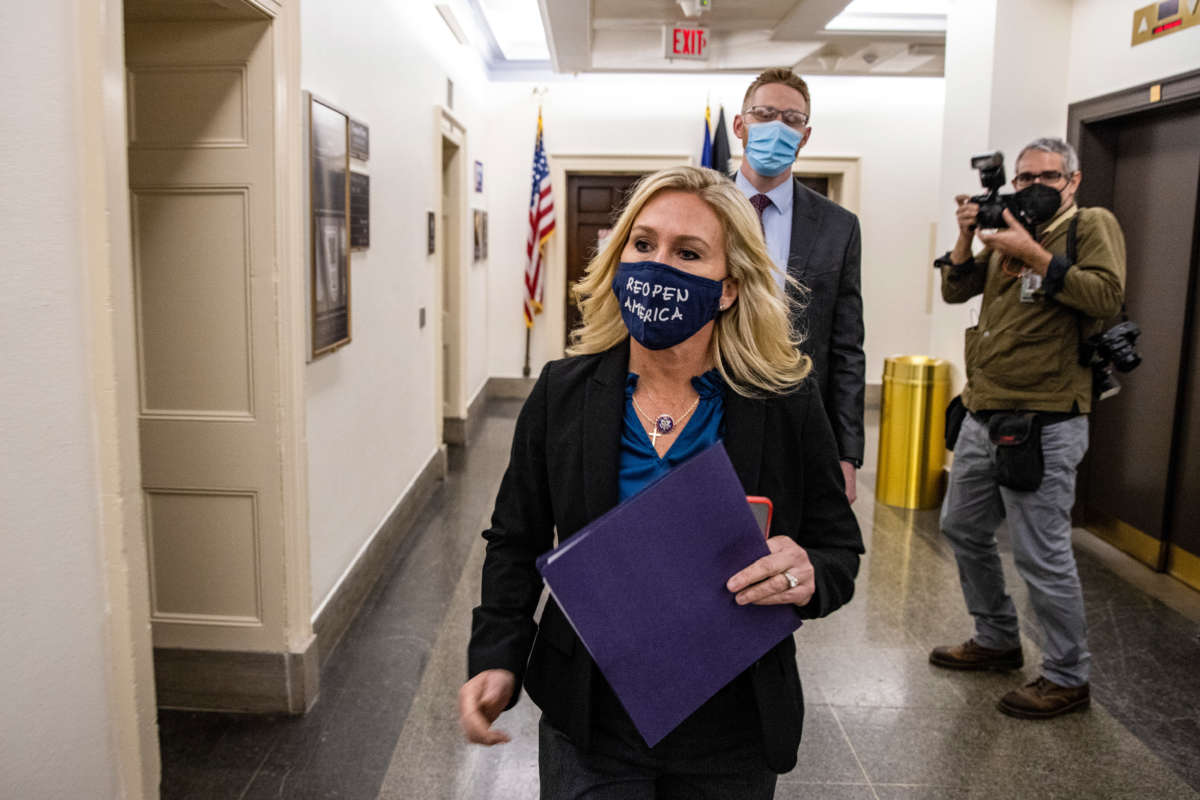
[482,73,946,385]
[1068,0,1200,102]
[0,2,121,796]
[302,1,492,609]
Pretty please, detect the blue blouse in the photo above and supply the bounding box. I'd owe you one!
[618,369,726,502]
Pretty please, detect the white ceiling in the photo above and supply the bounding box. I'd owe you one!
[534,0,946,77]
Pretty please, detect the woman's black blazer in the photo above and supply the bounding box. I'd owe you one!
[468,341,864,773]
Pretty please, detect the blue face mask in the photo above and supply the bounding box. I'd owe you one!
[612,261,725,350]
[744,120,803,177]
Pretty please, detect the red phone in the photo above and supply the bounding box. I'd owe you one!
[746,496,773,537]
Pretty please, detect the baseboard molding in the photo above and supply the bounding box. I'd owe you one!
[444,386,488,446]
[1081,507,1200,593]
[1170,546,1200,595]
[465,385,487,444]
[154,634,319,714]
[487,376,536,400]
[154,447,446,713]
[443,416,465,445]
[313,447,447,668]
[1082,507,1164,570]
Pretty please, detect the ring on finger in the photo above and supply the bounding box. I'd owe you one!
[783,571,799,590]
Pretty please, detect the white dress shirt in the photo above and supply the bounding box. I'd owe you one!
[735,170,794,292]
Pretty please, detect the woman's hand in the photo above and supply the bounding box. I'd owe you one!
[458,668,516,745]
[726,536,815,607]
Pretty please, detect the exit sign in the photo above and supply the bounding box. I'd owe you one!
[664,25,709,60]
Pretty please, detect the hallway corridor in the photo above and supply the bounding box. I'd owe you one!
[161,401,1200,800]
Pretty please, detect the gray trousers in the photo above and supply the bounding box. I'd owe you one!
[940,413,1091,687]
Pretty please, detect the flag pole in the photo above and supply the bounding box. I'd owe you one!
[524,94,547,378]
[523,327,531,377]
[524,100,537,379]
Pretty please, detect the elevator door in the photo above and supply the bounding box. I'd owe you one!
[1082,102,1200,551]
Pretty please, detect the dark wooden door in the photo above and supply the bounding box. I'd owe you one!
[565,174,644,348]
[1079,101,1200,554]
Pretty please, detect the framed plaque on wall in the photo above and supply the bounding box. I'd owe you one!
[349,119,369,161]
[308,94,351,357]
[350,171,369,250]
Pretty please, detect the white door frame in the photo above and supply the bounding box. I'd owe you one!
[728,155,862,213]
[434,106,469,436]
[89,0,307,791]
[81,2,160,795]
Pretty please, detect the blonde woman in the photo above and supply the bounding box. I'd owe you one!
[459,166,862,798]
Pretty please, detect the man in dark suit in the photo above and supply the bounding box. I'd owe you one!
[732,68,866,502]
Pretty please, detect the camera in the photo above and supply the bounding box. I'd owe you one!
[968,151,1060,233]
[1081,320,1142,400]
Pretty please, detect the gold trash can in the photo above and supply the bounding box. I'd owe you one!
[875,355,951,509]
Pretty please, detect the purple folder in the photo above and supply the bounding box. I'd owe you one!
[535,441,802,747]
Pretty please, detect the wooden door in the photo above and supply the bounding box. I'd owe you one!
[565,174,644,348]
[127,21,284,651]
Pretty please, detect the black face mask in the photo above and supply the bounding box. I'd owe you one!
[1009,183,1062,233]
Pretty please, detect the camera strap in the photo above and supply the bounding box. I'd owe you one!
[1067,211,1129,322]
[1066,213,1079,263]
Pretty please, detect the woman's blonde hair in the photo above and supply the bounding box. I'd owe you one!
[568,165,811,397]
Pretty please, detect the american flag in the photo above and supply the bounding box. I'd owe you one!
[524,108,556,327]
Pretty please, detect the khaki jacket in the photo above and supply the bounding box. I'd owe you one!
[940,205,1126,414]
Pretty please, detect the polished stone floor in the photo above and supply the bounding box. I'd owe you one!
[161,401,1200,800]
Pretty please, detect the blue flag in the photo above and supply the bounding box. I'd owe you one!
[710,105,730,175]
[700,104,713,168]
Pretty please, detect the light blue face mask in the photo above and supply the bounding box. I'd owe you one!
[744,120,803,177]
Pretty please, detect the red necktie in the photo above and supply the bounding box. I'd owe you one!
[749,193,772,232]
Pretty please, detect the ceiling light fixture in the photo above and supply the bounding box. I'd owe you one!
[825,0,947,33]
[476,0,551,61]
[676,0,712,19]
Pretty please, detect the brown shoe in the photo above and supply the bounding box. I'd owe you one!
[929,638,1024,671]
[998,676,1090,719]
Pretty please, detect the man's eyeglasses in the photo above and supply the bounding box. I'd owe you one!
[1013,170,1070,187]
[743,105,809,128]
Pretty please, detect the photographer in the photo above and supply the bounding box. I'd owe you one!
[929,138,1126,719]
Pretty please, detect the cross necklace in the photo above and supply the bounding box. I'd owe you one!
[631,389,700,446]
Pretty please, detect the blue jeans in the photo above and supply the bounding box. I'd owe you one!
[538,717,777,800]
[940,413,1091,687]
